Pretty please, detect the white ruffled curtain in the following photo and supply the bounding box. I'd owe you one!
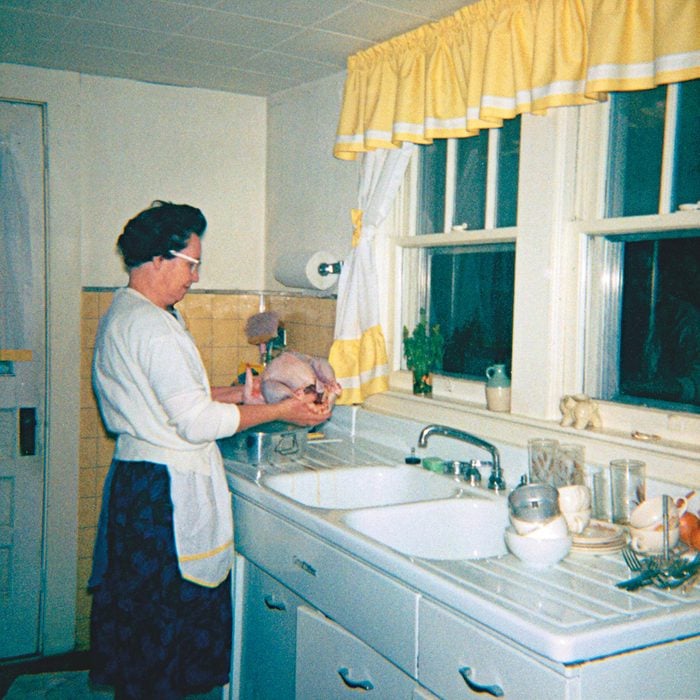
[329,142,414,404]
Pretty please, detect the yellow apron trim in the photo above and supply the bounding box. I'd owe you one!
[178,538,233,563]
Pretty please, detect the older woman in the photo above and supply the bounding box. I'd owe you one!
[89,201,331,698]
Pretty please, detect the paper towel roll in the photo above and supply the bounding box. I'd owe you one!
[274,250,339,290]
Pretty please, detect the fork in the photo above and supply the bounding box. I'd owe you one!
[622,547,643,572]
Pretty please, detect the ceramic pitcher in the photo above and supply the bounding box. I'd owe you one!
[485,364,510,388]
[485,364,511,412]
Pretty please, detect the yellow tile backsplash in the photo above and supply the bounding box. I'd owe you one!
[76,289,336,649]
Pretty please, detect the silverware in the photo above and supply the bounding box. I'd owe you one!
[617,549,700,591]
[679,570,700,594]
[621,546,643,572]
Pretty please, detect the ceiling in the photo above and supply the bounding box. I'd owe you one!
[1,0,474,97]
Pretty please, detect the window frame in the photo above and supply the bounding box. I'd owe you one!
[381,100,700,445]
[394,127,518,401]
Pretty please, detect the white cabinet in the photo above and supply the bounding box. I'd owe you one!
[576,634,700,699]
[233,494,419,675]
[419,599,570,700]
[230,488,699,700]
[239,561,304,700]
[296,606,435,700]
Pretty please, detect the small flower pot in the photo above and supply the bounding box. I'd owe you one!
[412,370,433,396]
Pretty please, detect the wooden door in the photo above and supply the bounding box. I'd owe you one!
[0,100,47,659]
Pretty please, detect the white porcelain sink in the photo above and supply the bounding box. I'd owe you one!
[262,465,461,509]
[343,496,509,560]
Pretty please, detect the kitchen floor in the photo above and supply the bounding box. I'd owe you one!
[0,652,98,699]
[0,654,223,699]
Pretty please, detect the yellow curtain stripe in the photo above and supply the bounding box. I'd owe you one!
[334,0,700,159]
[329,326,390,405]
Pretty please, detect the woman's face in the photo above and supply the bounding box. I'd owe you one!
[162,233,201,306]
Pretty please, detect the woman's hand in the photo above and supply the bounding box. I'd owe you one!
[276,396,332,426]
[236,395,332,431]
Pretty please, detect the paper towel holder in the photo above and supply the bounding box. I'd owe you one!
[318,261,343,276]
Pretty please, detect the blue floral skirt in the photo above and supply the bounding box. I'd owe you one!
[89,460,232,699]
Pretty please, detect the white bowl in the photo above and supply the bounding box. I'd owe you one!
[505,527,571,569]
[522,514,569,540]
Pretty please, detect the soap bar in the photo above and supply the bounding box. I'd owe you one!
[422,457,445,473]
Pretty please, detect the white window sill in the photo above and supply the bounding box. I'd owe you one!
[368,374,700,488]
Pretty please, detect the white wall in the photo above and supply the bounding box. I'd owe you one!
[0,61,269,655]
[265,72,359,291]
[79,75,267,290]
[1,62,82,655]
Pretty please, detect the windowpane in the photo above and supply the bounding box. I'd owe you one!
[607,86,666,217]
[600,232,700,413]
[417,139,446,234]
[428,245,515,379]
[453,132,487,229]
[496,116,521,227]
[673,80,700,210]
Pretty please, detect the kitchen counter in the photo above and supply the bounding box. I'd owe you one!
[222,420,700,667]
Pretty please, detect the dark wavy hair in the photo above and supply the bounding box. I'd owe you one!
[117,200,207,268]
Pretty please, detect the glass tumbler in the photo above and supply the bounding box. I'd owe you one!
[553,444,585,488]
[609,459,646,525]
[528,438,559,486]
[583,464,611,521]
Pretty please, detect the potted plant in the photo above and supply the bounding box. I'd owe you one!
[403,309,445,396]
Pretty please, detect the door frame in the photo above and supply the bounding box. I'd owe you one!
[1,64,82,656]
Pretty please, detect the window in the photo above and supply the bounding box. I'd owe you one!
[584,81,700,413]
[402,117,521,381]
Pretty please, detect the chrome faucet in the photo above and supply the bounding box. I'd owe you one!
[417,424,506,491]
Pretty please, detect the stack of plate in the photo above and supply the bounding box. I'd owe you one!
[571,520,626,554]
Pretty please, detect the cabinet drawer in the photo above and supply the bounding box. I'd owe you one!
[418,600,568,700]
[234,496,418,675]
[296,606,422,700]
[240,561,304,700]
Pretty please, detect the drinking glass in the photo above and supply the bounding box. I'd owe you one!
[609,459,646,525]
[583,464,611,521]
[527,439,559,485]
[553,443,585,488]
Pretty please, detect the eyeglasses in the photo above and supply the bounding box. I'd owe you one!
[168,250,201,274]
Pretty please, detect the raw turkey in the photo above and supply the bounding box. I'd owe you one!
[243,351,342,406]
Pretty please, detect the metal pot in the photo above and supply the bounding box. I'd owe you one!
[508,482,560,522]
[218,421,308,464]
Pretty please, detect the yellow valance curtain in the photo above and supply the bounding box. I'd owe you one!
[334,0,700,160]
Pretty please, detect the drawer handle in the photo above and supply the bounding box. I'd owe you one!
[459,666,504,697]
[338,667,374,691]
[293,556,317,577]
[263,595,287,611]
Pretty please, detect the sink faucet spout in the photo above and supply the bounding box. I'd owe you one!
[418,424,505,491]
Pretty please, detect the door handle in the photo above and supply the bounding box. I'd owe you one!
[19,407,37,456]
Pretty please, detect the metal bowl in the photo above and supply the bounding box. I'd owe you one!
[508,483,560,522]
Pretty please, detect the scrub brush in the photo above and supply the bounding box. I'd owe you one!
[245,311,280,364]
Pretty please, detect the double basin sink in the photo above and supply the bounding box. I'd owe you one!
[262,465,508,561]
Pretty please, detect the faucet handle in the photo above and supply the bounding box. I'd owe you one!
[488,464,506,492]
[446,460,463,477]
[461,459,483,486]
